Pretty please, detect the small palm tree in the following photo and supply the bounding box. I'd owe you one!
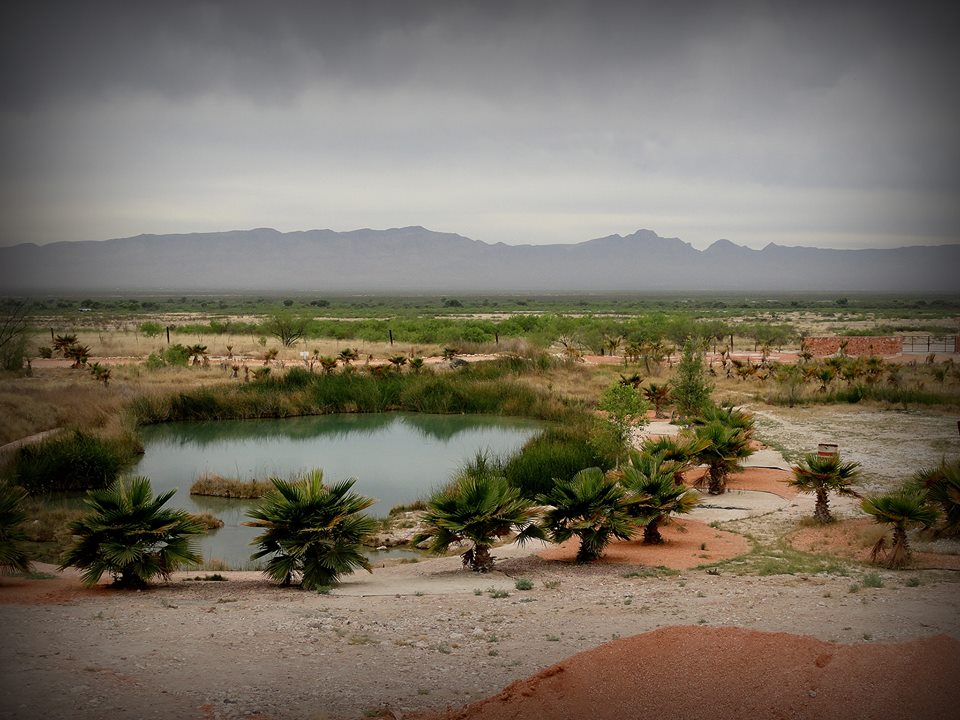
[387,354,408,372]
[52,333,78,357]
[409,357,425,374]
[621,454,700,544]
[338,348,359,365]
[861,486,938,569]
[245,470,376,589]
[538,468,634,562]
[643,383,671,418]
[413,466,543,572]
[319,356,338,373]
[188,344,208,366]
[789,453,862,523]
[60,477,202,588]
[640,435,707,485]
[64,343,91,368]
[694,420,753,494]
[0,482,31,575]
[912,459,960,537]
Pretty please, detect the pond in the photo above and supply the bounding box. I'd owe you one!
[133,413,545,569]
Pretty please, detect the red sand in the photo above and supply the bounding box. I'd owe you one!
[789,517,960,571]
[688,466,799,499]
[415,625,960,720]
[537,518,749,569]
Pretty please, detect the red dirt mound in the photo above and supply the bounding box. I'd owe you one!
[415,625,960,720]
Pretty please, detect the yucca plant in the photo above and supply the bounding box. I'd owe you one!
[693,420,753,495]
[789,453,862,523]
[912,459,960,537]
[245,470,376,589]
[0,482,31,575]
[861,486,938,569]
[538,467,635,562]
[60,476,202,588]
[620,453,700,544]
[413,463,543,572]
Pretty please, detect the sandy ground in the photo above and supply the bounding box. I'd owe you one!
[3,457,958,720]
[3,401,960,718]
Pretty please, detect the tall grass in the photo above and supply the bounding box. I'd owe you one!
[503,425,614,499]
[765,383,956,408]
[14,430,141,494]
[131,365,581,425]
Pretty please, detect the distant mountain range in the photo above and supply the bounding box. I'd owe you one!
[1,227,957,293]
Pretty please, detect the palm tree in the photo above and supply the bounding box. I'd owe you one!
[188,344,208,366]
[538,468,634,562]
[60,476,202,588]
[643,383,671,418]
[691,403,755,436]
[639,435,707,485]
[693,421,753,494]
[789,453,862,523]
[52,333,78,357]
[413,466,543,572]
[409,357,425,374]
[861,486,938,569]
[912,459,960,537]
[338,348,359,365]
[620,454,700,544]
[387,354,408,372]
[0,482,31,575]
[64,343,91,368]
[245,470,376,589]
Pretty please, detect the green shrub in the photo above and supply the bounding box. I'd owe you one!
[504,427,611,499]
[15,430,139,494]
[515,578,534,591]
[162,344,191,367]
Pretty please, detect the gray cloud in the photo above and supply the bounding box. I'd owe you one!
[1,1,958,249]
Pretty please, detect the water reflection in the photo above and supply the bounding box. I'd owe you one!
[133,413,543,568]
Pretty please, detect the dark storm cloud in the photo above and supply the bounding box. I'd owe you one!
[1,1,958,248]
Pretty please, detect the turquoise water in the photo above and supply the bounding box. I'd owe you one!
[133,413,543,568]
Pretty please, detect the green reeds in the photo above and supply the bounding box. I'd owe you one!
[14,430,140,494]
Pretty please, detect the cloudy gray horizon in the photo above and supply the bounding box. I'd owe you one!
[1,1,958,251]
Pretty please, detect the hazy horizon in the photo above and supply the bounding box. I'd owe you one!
[2,2,958,251]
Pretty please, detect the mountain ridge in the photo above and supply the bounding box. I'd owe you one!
[1,226,957,293]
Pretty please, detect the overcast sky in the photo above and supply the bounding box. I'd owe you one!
[1,1,957,250]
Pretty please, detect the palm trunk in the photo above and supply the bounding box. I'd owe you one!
[814,489,832,523]
[643,518,664,545]
[888,525,910,569]
[708,464,726,494]
[470,543,493,572]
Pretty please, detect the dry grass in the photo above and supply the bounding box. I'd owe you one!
[187,512,226,531]
[189,473,273,499]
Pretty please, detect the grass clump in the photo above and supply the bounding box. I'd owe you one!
[698,540,850,577]
[14,430,140,494]
[503,425,612,499]
[186,511,225,531]
[862,571,884,588]
[514,578,534,591]
[190,473,273,499]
